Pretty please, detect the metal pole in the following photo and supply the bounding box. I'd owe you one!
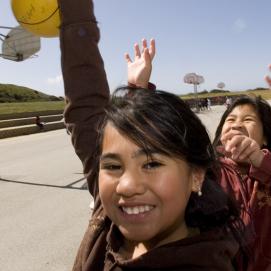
[0,26,17,30]
[194,83,199,113]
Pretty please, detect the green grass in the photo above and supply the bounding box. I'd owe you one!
[0,89,270,116]
[0,101,65,115]
[180,89,271,100]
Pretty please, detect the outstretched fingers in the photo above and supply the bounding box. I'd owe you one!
[265,64,271,87]
[149,38,156,60]
[265,75,271,86]
[141,38,147,51]
[142,47,151,63]
[134,43,141,59]
[141,38,155,60]
[124,52,132,64]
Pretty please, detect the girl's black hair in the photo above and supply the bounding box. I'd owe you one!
[213,95,271,150]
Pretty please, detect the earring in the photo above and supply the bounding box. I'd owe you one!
[197,188,202,197]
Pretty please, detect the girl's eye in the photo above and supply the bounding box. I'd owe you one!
[225,117,235,123]
[244,118,254,122]
[143,161,163,170]
[100,164,121,171]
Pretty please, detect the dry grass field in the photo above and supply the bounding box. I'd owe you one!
[0,101,64,115]
[181,89,271,100]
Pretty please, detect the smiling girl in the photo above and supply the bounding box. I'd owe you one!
[213,94,271,271]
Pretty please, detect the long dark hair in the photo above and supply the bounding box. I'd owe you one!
[97,86,243,234]
[214,95,271,150]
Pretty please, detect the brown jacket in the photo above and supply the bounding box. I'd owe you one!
[59,0,239,270]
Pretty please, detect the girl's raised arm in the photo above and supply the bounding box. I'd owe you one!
[58,0,110,197]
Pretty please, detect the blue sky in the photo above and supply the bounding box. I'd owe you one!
[1,0,271,96]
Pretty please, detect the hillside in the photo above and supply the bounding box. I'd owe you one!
[0,83,64,103]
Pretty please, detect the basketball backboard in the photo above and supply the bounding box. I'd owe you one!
[1,25,40,61]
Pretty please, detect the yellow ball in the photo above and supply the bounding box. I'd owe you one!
[11,0,60,37]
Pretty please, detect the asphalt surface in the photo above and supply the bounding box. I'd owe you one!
[0,129,91,271]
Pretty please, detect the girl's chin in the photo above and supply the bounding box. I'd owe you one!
[119,228,154,243]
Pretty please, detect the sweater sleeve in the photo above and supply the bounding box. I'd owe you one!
[58,0,110,198]
[218,161,254,228]
[249,149,271,185]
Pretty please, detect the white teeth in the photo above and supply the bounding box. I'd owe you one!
[122,205,153,215]
[146,205,151,211]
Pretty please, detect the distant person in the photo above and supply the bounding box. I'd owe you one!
[58,1,245,270]
[203,98,208,110]
[207,98,211,110]
[35,116,45,130]
[225,96,232,109]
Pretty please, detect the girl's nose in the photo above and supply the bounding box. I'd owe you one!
[116,171,146,197]
[231,121,243,130]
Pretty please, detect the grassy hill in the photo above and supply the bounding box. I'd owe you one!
[0,83,64,103]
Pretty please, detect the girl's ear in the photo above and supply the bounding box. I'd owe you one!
[191,167,205,193]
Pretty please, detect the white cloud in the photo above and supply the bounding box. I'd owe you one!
[46,75,63,85]
[233,18,247,32]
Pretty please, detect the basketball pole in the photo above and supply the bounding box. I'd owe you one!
[194,83,200,113]
[0,26,17,30]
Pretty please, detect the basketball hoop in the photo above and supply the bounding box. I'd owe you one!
[183,72,205,112]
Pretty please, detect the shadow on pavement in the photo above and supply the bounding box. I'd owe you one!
[0,177,88,190]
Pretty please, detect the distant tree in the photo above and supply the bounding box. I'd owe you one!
[210,89,230,93]
[14,94,23,101]
[253,87,269,91]
[199,90,208,94]
[49,95,62,101]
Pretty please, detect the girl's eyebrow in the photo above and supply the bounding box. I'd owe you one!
[131,149,160,159]
[244,113,257,117]
[226,113,237,118]
[100,153,120,161]
[100,149,160,161]
[227,113,257,118]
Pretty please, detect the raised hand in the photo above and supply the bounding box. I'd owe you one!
[220,128,264,167]
[265,64,271,87]
[125,38,155,89]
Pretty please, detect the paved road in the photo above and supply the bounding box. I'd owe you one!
[0,130,91,271]
[196,105,226,140]
[1,102,268,270]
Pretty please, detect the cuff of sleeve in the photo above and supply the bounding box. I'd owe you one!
[147,82,156,91]
[58,0,96,26]
[128,82,156,91]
